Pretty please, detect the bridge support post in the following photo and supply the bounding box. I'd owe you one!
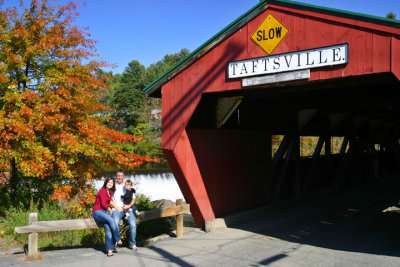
[273,135,296,202]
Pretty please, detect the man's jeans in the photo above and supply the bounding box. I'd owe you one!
[112,209,137,246]
[93,210,121,251]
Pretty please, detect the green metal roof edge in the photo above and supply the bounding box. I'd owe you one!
[143,0,400,95]
[268,0,400,27]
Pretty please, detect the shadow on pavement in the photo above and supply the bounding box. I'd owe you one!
[225,175,400,258]
[149,246,195,267]
[258,253,288,265]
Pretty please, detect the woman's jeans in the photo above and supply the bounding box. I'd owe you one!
[112,209,136,246]
[93,210,121,251]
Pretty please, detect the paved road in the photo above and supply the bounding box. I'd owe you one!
[1,177,400,266]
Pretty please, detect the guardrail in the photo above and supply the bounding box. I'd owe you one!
[15,199,190,260]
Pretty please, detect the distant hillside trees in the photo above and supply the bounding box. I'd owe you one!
[386,12,397,19]
[101,49,190,169]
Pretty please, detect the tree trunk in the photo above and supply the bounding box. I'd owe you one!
[9,158,18,205]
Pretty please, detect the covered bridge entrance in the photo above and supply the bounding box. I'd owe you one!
[144,0,400,228]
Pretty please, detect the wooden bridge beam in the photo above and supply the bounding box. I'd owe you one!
[273,135,296,202]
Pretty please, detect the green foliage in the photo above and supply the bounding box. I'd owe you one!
[0,186,10,216]
[0,200,103,248]
[135,194,172,243]
[96,70,119,108]
[110,60,147,127]
[144,49,190,85]
[8,174,64,210]
[99,48,190,171]
[39,228,104,248]
[1,193,173,249]
[386,12,397,19]
[2,193,173,249]
[117,193,173,245]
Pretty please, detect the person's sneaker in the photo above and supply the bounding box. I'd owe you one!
[135,210,140,216]
[125,212,130,219]
[129,245,138,251]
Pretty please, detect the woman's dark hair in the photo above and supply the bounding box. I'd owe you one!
[102,177,116,194]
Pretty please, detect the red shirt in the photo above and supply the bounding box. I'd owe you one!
[93,187,112,212]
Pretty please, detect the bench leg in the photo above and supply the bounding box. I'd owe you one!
[27,213,41,260]
[176,199,183,238]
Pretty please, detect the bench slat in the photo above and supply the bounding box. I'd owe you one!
[15,218,99,233]
[15,204,190,234]
[140,204,190,222]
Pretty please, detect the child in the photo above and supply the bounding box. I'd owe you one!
[121,180,140,219]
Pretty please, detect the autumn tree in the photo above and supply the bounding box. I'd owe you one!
[0,0,155,205]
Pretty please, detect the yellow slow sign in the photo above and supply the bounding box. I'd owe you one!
[251,13,289,55]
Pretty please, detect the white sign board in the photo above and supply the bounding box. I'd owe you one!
[228,43,348,79]
[242,69,310,87]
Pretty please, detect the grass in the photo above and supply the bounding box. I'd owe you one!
[0,200,104,249]
[0,193,174,250]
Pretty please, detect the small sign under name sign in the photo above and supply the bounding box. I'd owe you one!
[242,69,310,87]
[228,43,348,79]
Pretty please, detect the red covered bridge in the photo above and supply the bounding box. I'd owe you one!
[144,0,400,228]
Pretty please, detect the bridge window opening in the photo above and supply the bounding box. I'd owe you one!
[300,136,320,157]
[331,137,348,154]
[299,136,349,157]
[374,144,381,151]
[273,136,349,158]
[272,135,284,158]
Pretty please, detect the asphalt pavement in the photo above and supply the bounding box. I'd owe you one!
[1,177,400,266]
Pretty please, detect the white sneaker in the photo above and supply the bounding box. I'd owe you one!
[129,245,138,251]
[135,210,140,216]
[125,213,130,219]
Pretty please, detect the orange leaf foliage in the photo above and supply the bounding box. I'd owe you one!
[0,1,158,195]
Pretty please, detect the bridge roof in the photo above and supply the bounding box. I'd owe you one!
[143,0,400,97]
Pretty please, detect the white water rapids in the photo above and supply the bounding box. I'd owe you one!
[94,172,184,201]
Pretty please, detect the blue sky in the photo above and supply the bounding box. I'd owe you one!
[2,0,399,74]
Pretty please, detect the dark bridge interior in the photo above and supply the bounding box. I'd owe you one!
[188,72,400,202]
[186,72,400,257]
[189,73,400,135]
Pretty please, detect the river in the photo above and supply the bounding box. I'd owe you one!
[94,172,184,201]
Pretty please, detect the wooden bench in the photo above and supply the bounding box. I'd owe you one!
[15,199,190,259]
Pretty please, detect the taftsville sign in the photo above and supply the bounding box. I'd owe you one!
[227,43,348,79]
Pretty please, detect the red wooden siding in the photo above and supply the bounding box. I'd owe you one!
[393,37,400,80]
[163,5,398,150]
[186,129,273,218]
[160,3,400,227]
[171,130,215,223]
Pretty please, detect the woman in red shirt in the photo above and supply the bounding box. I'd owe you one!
[93,177,123,256]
